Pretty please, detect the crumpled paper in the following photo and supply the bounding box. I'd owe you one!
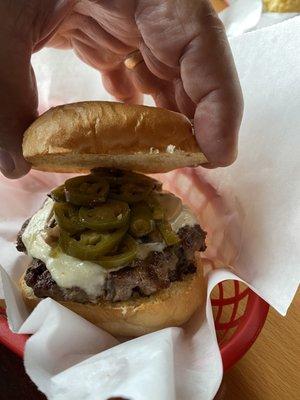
[219,0,298,36]
[0,14,299,400]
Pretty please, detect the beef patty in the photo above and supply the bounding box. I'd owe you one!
[16,218,30,252]
[18,224,206,303]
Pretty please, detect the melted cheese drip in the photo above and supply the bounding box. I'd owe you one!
[170,205,198,232]
[136,242,165,259]
[22,199,107,298]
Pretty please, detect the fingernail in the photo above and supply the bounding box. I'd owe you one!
[201,162,216,169]
[0,149,15,175]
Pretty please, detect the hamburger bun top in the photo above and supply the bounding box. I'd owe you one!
[22,101,206,173]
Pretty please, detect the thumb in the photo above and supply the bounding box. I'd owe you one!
[0,149,30,179]
[0,39,37,178]
[0,0,76,178]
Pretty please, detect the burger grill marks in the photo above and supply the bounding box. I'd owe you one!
[23,225,206,303]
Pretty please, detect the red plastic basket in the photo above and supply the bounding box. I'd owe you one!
[211,280,269,370]
[0,281,268,371]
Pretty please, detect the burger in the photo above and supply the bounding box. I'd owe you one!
[17,101,207,337]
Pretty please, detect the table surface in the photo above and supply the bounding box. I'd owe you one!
[0,289,299,400]
[223,288,300,399]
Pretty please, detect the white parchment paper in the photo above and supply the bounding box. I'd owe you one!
[219,0,298,36]
[0,14,299,400]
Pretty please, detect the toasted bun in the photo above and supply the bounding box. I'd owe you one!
[20,256,205,337]
[22,101,206,173]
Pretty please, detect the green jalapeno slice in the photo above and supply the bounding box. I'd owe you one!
[90,168,125,178]
[146,194,165,220]
[50,185,66,202]
[59,227,127,260]
[91,167,162,190]
[64,175,109,206]
[97,235,137,269]
[156,220,181,246]
[123,174,162,191]
[79,200,130,231]
[109,180,154,203]
[129,202,155,238]
[53,202,82,234]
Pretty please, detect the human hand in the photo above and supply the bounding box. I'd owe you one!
[0,0,243,178]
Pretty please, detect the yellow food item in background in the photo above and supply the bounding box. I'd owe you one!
[211,0,228,12]
[263,0,300,12]
[210,0,300,13]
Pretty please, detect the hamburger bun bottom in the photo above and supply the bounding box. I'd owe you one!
[20,255,206,337]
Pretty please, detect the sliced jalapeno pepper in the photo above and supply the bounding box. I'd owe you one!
[123,174,162,191]
[50,185,66,202]
[91,168,125,178]
[92,167,162,190]
[146,194,164,220]
[109,180,154,203]
[129,202,155,238]
[64,175,109,206]
[59,227,127,260]
[97,235,137,269]
[156,220,181,246]
[92,167,159,181]
[79,200,130,231]
[53,202,82,234]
